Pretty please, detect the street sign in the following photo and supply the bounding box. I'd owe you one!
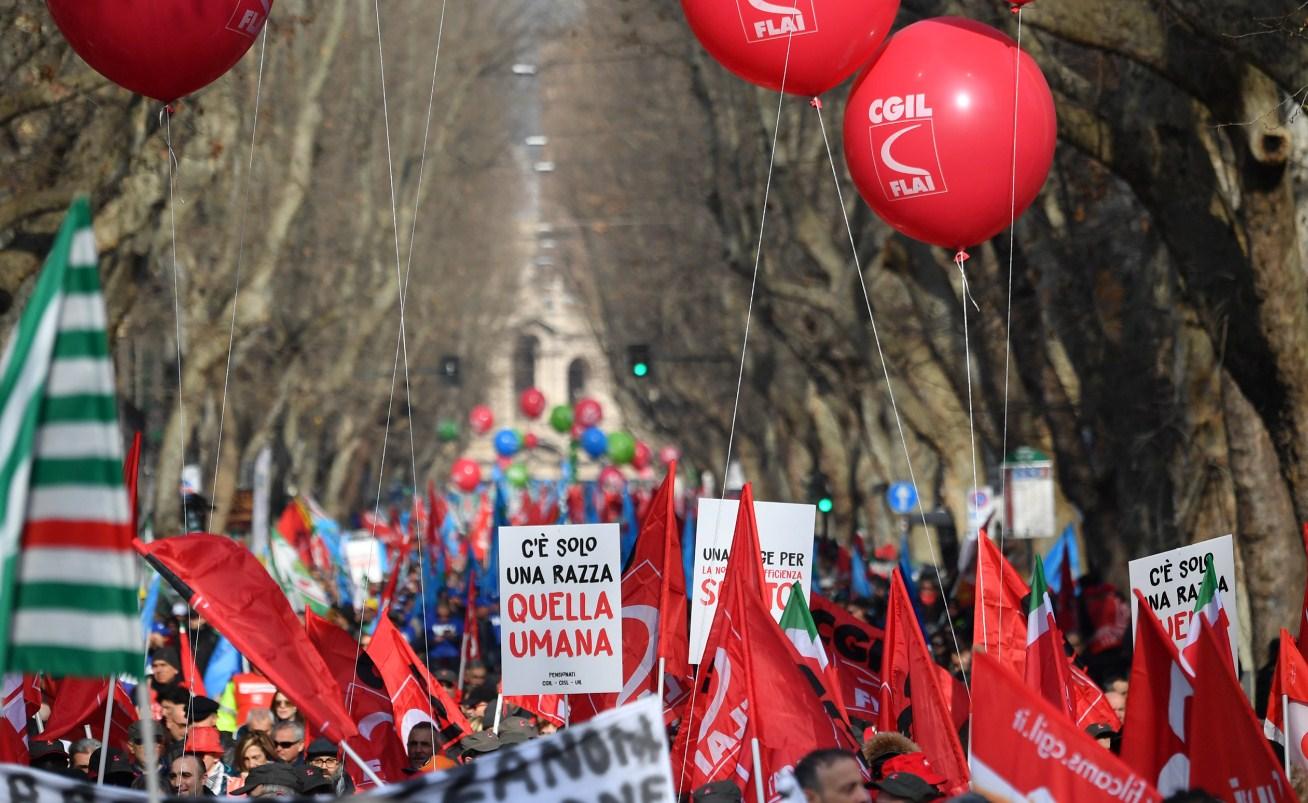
[1003,449,1054,539]
[886,482,918,515]
[967,486,994,536]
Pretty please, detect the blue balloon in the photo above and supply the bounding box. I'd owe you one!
[493,428,520,458]
[580,426,608,459]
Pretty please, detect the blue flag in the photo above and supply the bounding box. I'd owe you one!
[1044,523,1081,594]
[850,545,872,600]
[683,507,696,601]
[899,534,928,635]
[583,481,599,524]
[202,636,242,698]
[620,488,638,570]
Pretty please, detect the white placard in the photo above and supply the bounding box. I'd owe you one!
[1003,461,1054,539]
[499,523,622,695]
[689,498,816,664]
[1128,534,1239,666]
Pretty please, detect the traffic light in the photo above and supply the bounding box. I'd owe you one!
[439,354,461,386]
[807,471,834,513]
[627,344,652,378]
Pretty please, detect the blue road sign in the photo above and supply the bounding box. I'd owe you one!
[886,482,918,514]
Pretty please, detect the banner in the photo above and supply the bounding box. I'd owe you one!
[1128,534,1239,664]
[689,498,815,663]
[499,523,622,695]
[0,696,674,802]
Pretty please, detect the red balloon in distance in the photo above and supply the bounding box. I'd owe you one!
[842,17,1057,250]
[519,387,546,420]
[599,466,626,493]
[681,0,899,96]
[631,441,652,472]
[570,422,585,442]
[451,458,481,493]
[523,432,539,451]
[45,0,273,103]
[659,445,681,467]
[469,405,494,435]
[574,398,603,428]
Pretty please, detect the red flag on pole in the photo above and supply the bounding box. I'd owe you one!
[1264,627,1308,773]
[134,534,359,743]
[1024,560,1074,719]
[970,650,1160,802]
[177,625,207,697]
[123,431,141,536]
[973,531,1028,675]
[1119,590,1191,796]
[570,464,691,723]
[503,694,569,728]
[367,614,471,751]
[40,678,137,750]
[304,610,410,787]
[1297,525,1308,660]
[809,592,884,724]
[880,568,969,793]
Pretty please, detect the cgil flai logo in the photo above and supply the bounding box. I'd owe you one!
[866,94,948,201]
[737,0,818,42]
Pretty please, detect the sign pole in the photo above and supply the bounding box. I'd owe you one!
[96,680,114,784]
[492,694,504,735]
[1285,694,1292,772]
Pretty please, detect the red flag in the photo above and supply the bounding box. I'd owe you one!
[377,529,412,615]
[1024,562,1074,719]
[123,431,141,535]
[570,464,691,724]
[462,570,482,667]
[1189,618,1291,801]
[467,494,492,564]
[1264,627,1308,773]
[304,610,410,787]
[134,534,358,743]
[880,568,969,793]
[504,694,568,728]
[1297,525,1308,660]
[177,625,207,697]
[1119,590,1191,795]
[1069,662,1120,730]
[0,675,27,764]
[970,650,1160,802]
[810,592,884,723]
[40,678,137,751]
[367,614,471,750]
[973,531,1028,675]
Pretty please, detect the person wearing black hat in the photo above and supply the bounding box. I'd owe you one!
[155,684,191,742]
[306,736,354,796]
[795,748,871,803]
[1085,722,1120,754]
[227,761,302,798]
[295,765,335,797]
[460,684,498,731]
[692,779,744,802]
[457,730,502,763]
[90,747,139,788]
[870,772,943,803]
[150,647,183,689]
[28,740,69,772]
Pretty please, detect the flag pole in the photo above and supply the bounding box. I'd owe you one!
[492,694,503,735]
[656,656,666,703]
[751,737,765,803]
[96,680,114,784]
[456,631,469,691]
[340,740,386,787]
[135,681,161,803]
[1285,693,1292,772]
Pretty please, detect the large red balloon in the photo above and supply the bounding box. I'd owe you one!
[843,17,1056,250]
[45,0,272,103]
[574,398,603,429]
[519,387,546,420]
[469,405,494,435]
[681,0,899,96]
[451,458,481,493]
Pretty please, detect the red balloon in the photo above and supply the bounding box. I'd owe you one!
[574,398,603,428]
[45,0,272,103]
[631,441,653,472]
[658,446,681,467]
[681,0,899,96]
[523,432,539,451]
[598,466,626,493]
[451,458,481,493]
[570,422,585,442]
[468,405,494,435]
[519,387,546,420]
[843,17,1057,250]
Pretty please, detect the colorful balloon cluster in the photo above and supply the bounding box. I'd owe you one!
[680,1,1055,252]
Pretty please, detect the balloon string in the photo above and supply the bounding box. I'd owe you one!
[998,5,1023,668]
[162,105,187,535]
[677,21,798,797]
[812,100,969,698]
[956,251,983,666]
[209,21,270,534]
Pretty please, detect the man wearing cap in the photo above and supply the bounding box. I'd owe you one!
[496,716,538,747]
[88,747,137,787]
[295,765,335,798]
[692,780,743,802]
[869,772,943,803]
[306,737,354,796]
[227,762,302,798]
[28,740,69,772]
[795,748,871,803]
[457,730,501,763]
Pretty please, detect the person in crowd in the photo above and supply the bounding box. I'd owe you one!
[88,747,138,787]
[861,732,920,782]
[29,740,69,772]
[156,685,191,742]
[306,737,354,796]
[227,762,303,798]
[1105,690,1127,724]
[233,731,276,784]
[459,684,498,731]
[189,696,222,731]
[185,725,230,795]
[692,780,743,802]
[126,720,166,784]
[433,667,460,702]
[296,765,335,797]
[462,662,489,694]
[795,748,871,803]
[868,772,942,803]
[241,707,275,740]
[183,610,219,681]
[270,720,306,765]
[168,753,208,797]
[406,722,438,770]
[69,737,99,775]
[150,648,183,689]
[426,601,463,669]
[271,692,300,725]
[1086,722,1120,754]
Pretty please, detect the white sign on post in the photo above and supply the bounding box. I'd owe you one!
[1128,534,1239,667]
[689,498,816,664]
[499,523,623,695]
[1003,452,1055,539]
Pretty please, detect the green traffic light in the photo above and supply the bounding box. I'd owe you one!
[817,498,833,514]
[632,362,649,377]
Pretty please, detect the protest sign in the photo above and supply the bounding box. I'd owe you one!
[499,523,623,695]
[1128,534,1239,665]
[689,498,815,663]
[0,697,676,802]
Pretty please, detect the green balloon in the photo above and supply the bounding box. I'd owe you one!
[506,462,529,488]
[437,419,460,442]
[549,404,573,434]
[608,432,636,465]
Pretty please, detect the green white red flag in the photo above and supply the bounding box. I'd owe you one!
[1025,559,1075,718]
[1179,554,1232,675]
[0,198,140,676]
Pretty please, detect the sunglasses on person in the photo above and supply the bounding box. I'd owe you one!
[274,740,302,749]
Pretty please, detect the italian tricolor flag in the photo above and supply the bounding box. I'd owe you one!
[0,199,140,676]
[780,581,828,668]
[1180,555,1233,675]
[1024,559,1074,718]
